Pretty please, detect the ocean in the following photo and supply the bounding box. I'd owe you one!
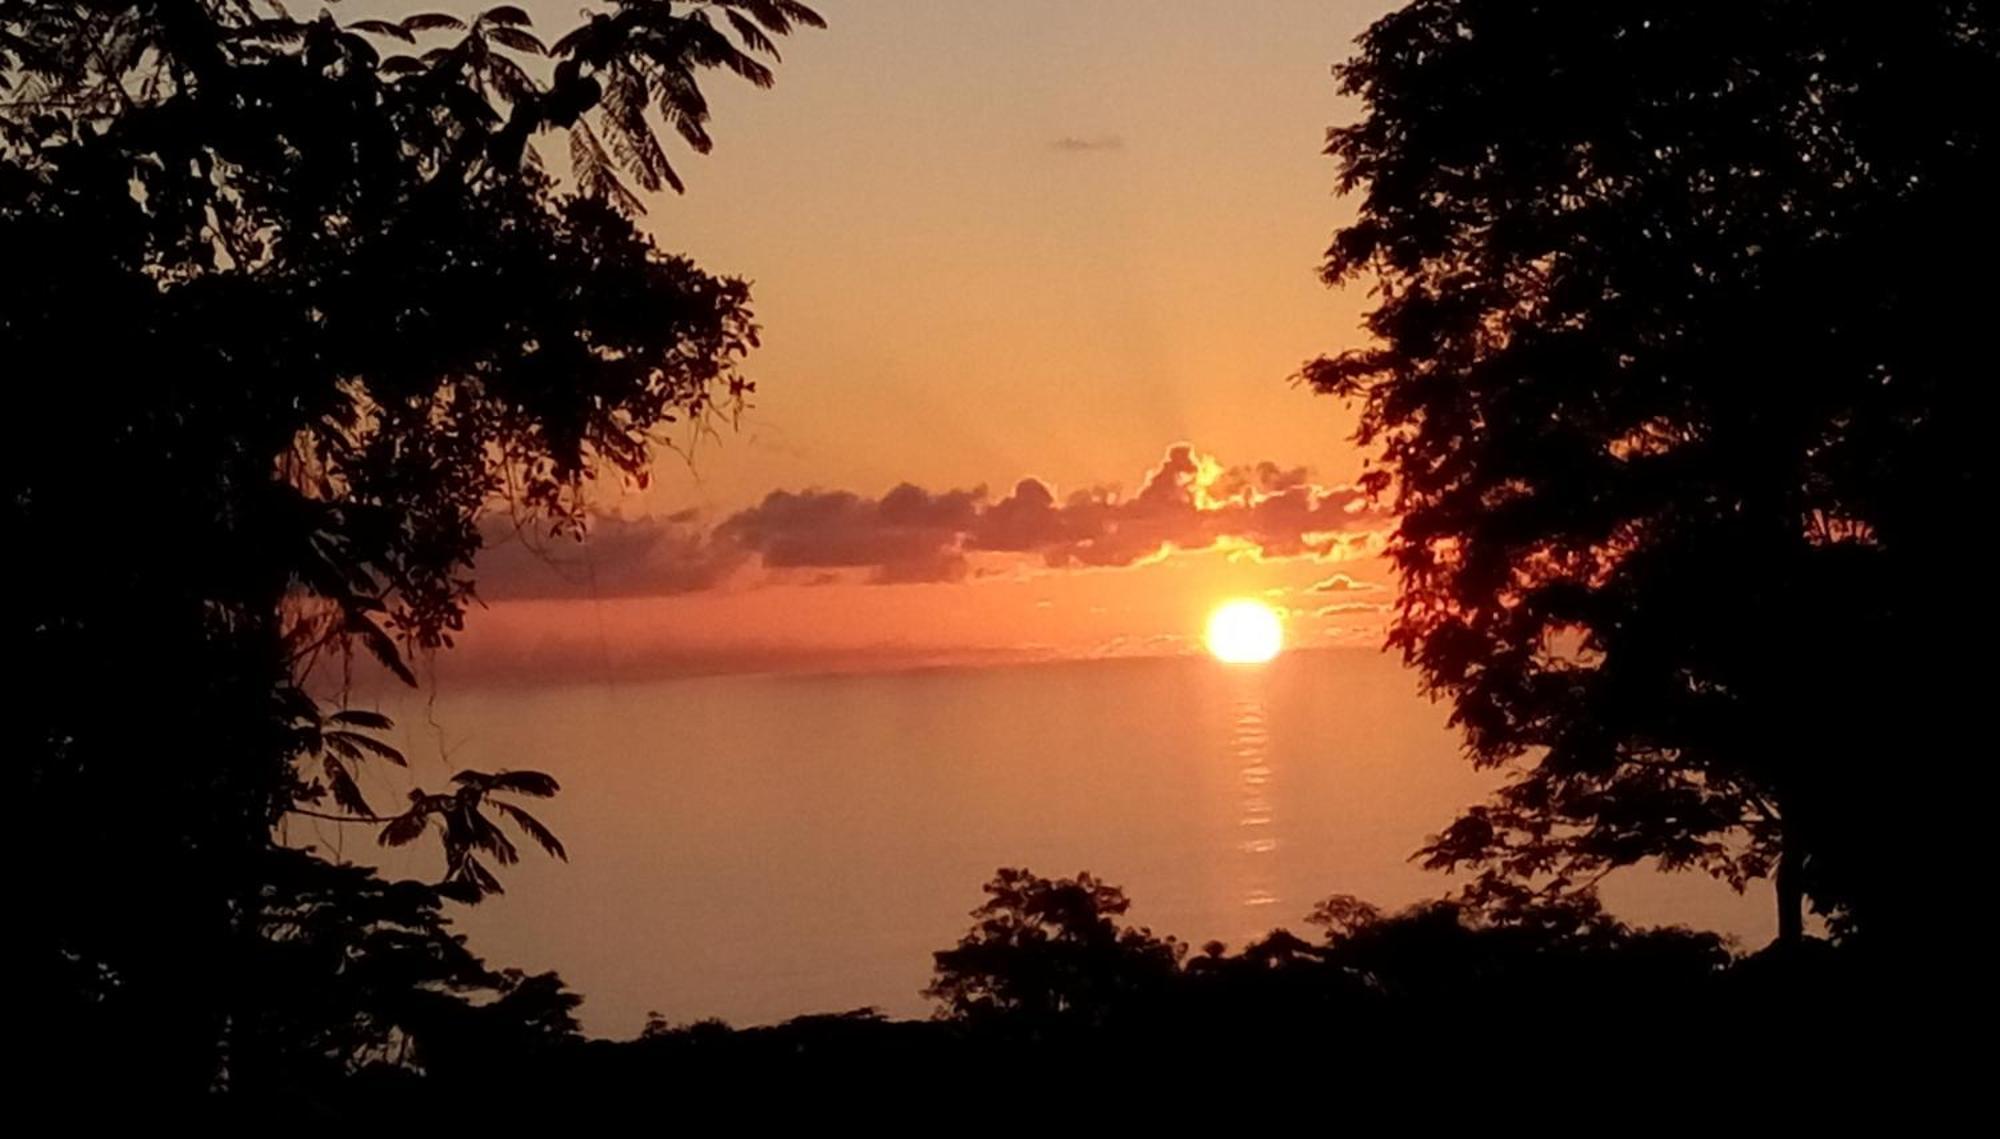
[311,649,1774,1036]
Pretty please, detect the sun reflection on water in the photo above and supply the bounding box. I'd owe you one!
[1230,691,1279,916]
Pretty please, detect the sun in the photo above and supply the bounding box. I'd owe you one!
[1206,600,1284,664]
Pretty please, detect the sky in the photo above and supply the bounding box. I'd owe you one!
[396,0,1408,677]
[323,5,1787,1020]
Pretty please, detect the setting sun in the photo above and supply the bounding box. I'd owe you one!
[19,0,1928,1095]
[1205,600,1284,664]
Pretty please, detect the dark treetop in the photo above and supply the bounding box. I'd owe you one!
[5,0,820,1098]
[1305,0,1993,946]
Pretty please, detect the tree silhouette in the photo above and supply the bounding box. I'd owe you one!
[6,0,820,1095]
[225,848,581,1100]
[925,868,1186,1029]
[1315,886,1729,1008]
[1303,0,1992,947]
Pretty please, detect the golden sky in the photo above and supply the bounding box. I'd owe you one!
[424,0,1404,675]
[322,7,1786,1021]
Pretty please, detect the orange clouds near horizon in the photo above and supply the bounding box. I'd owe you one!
[427,443,1397,684]
[477,442,1388,596]
[306,1,1412,689]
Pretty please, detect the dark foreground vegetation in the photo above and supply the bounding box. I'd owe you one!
[11,0,1989,1113]
[198,865,1880,1114]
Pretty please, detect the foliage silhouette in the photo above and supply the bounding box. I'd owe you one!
[6,0,820,1098]
[924,868,1187,1030]
[46,863,1868,1114]
[928,869,1731,1039]
[327,867,1845,1113]
[223,848,581,1102]
[1302,0,1993,948]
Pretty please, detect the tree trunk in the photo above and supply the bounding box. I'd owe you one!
[1774,843,1804,948]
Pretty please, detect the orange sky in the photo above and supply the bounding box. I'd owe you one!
[414,0,1405,675]
[313,7,1788,1025]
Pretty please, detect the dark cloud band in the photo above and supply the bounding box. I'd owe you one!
[476,444,1388,600]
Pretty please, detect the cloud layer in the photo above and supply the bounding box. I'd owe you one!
[476,445,1388,600]
[1309,572,1382,594]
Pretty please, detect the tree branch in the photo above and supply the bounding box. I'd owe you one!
[287,805,407,825]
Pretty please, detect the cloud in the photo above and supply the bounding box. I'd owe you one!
[1309,572,1382,594]
[473,513,747,600]
[1050,134,1124,153]
[967,444,1381,569]
[474,444,1389,599]
[715,483,980,585]
[1315,602,1389,617]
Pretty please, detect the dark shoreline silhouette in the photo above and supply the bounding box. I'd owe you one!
[42,862,1886,1114]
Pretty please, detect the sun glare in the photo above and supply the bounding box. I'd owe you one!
[1206,600,1283,664]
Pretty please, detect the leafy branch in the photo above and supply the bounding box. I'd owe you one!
[340,1,826,211]
[290,761,567,903]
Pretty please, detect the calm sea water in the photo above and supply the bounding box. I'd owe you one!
[311,650,1773,1036]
